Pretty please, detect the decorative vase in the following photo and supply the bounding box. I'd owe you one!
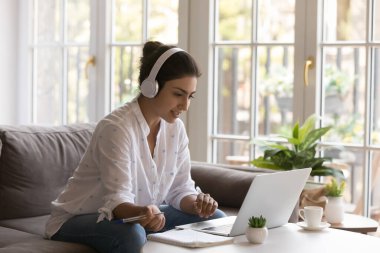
[324,196,344,224]
[245,227,268,244]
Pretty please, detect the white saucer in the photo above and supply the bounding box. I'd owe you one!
[297,221,331,231]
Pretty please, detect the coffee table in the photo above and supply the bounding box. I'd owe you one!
[142,223,380,253]
[328,213,378,234]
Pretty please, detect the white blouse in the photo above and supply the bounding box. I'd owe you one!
[45,98,198,238]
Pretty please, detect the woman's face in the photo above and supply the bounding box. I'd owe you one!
[153,76,197,123]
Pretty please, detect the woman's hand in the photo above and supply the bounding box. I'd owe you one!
[139,205,165,232]
[193,193,218,218]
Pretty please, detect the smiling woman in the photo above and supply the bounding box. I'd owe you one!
[45,41,226,253]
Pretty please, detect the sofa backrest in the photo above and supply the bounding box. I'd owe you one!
[0,123,267,220]
[0,123,96,219]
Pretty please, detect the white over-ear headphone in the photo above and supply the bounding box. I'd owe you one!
[140,47,184,98]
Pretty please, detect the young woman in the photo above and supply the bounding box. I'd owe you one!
[45,41,226,253]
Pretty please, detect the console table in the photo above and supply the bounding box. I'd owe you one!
[142,223,380,253]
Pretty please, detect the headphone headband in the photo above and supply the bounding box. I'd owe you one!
[140,47,185,98]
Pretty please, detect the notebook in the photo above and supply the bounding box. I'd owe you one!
[147,229,234,248]
[176,168,311,237]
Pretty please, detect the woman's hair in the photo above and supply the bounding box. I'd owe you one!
[138,41,201,93]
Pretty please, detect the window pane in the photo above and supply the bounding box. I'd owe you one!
[324,147,364,214]
[113,0,142,42]
[322,47,366,144]
[216,0,252,41]
[215,46,251,136]
[112,46,142,108]
[372,48,380,145]
[370,151,380,221]
[257,46,294,136]
[374,1,380,41]
[323,0,367,41]
[67,0,90,43]
[148,0,178,44]
[257,0,295,42]
[67,47,90,123]
[214,139,250,165]
[36,48,62,124]
[36,0,61,43]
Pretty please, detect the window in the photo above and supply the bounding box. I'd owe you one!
[210,0,295,164]
[110,0,179,109]
[29,0,91,124]
[25,0,380,219]
[317,0,380,219]
[28,0,180,124]
[187,0,380,218]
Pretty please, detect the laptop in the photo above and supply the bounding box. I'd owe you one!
[176,168,311,237]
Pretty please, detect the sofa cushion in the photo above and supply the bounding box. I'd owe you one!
[0,215,50,236]
[0,124,96,219]
[0,237,96,253]
[0,226,40,248]
[190,162,267,208]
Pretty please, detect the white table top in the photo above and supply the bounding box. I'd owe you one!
[142,223,380,253]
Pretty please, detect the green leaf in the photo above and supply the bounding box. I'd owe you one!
[250,157,284,170]
[286,137,301,146]
[298,115,316,142]
[248,215,267,228]
[250,114,342,180]
[299,126,332,151]
[325,178,346,197]
[292,122,299,139]
[252,139,289,151]
[266,143,289,151]
[263,149,282,159]
[271,151,294,170]
[309,157,331,168]
[310,166,345,179]
[300,147,317,160]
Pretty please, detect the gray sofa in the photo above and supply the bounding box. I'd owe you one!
[0,123,286,253]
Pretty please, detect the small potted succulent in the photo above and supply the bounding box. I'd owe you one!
[246,215,268,244]
[324,178,346,224]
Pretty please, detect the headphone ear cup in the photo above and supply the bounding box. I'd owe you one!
[140,79,159,98]
[140,48,184,98]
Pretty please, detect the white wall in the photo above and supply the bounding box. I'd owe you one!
[0,0,18,124]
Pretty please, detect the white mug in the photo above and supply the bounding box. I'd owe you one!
[299,206,323,227]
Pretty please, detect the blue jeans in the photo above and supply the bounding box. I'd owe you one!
[51,205,226,253]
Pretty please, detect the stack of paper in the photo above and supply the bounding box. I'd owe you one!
[147,229,234,248]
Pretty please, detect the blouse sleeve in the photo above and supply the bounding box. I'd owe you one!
[164,121,198,210]
[93,122,135,221]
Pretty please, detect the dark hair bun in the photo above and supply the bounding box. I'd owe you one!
[142,41,164,58]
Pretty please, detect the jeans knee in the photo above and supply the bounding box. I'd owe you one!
[212,209,227,219]
[114,224,147,253]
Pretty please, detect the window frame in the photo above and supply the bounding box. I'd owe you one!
[18,0,379,218]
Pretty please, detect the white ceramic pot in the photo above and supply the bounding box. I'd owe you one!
[324,196,344,224]
[245,227,268,244]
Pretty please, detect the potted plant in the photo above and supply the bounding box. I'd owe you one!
[324,178,346,224]
[246,215,268,244]
[251,114,344,179]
